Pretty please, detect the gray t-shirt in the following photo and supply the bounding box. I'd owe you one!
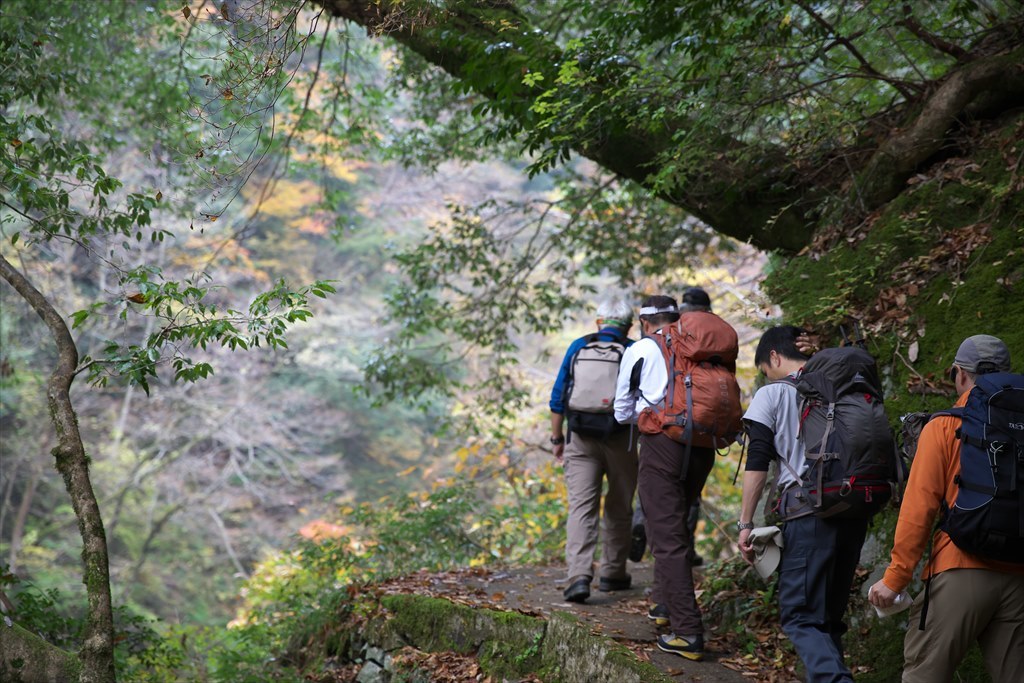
[743,379,807,489]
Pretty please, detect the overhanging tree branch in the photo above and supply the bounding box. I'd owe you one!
[314,2,1023,253]
[316,0,818,251]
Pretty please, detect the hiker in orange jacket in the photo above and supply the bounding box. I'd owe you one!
[868,334,1024,682]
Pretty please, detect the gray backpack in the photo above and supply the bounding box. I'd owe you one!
[566,334,627,438]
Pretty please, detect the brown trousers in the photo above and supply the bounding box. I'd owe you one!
[903,568,1024,682]
[638,432,714,637]
[563,430,638,580]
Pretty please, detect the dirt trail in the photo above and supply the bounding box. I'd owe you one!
[419,561,760,682]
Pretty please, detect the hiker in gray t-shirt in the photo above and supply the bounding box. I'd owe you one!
[737,326,868,683]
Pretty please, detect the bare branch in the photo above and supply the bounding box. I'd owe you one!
[897,4,970,61]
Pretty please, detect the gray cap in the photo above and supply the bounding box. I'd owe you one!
[953,334,1011,374]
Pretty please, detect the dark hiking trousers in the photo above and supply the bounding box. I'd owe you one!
[637,432,714,638]
[778,514,869,683]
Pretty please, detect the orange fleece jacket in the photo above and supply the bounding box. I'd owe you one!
[881,391,1024,592]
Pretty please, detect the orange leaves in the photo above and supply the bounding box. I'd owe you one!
[298,519,349,542]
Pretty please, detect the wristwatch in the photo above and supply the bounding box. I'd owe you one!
[736,521,756,531]
[550,436,565,445]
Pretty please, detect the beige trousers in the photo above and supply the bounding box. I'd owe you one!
[903,568,1024,683]
[563,430,638,580]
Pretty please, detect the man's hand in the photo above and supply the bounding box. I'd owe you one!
[553,442,565,461]
[795,332,821,356]
[867,579,898,608]
[737,527,754,564]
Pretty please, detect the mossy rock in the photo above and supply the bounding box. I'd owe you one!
[379,594,545,680]
[368,594,673,683]
[0,621,82,683]
[539,611,672,683]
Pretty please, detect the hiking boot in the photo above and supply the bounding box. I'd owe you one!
[647,603,669,627]
[598,574,631,592]
[563,576,591,603]
[629,523,647,562]
[657,633,704,661]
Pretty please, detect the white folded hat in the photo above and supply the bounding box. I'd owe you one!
[748,525,784,580]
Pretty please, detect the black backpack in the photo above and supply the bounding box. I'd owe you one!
[793,347,898,518]
[565,333,628,439]
[940,372,1024,563]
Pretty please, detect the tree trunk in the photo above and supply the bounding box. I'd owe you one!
[0,254,115,683]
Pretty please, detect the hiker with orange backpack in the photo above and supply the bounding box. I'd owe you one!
[627,286,715,567]
[868,334,1024,682]
[615,293,743,660]
[549,294,639,604]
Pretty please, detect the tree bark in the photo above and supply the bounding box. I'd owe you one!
[0,254,115,683]
[315,1,1024,252]
[854,45,1024,209]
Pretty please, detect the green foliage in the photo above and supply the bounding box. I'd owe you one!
[2,4,338,394]
[1,569,84,651]
[2,565,308,682]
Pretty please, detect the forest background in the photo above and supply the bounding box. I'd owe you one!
[1,1,1022,682]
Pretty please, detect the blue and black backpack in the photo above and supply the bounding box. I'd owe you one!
[940,371,1024,564]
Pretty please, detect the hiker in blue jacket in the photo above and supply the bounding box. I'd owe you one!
[550,295,638,603]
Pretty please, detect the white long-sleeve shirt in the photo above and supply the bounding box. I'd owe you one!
[613,336,669,424]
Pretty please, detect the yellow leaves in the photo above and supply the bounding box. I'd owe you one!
[320,156,362,184]
[396,465,418,477]
[222,87,234,101]
[244,178,316,219]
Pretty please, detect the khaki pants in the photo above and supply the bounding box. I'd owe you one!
[903,568,1024,683]
[563,430,638,580]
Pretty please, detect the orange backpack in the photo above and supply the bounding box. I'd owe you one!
[636,311,743,449]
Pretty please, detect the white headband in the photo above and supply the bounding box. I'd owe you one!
[639,305,678,316]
